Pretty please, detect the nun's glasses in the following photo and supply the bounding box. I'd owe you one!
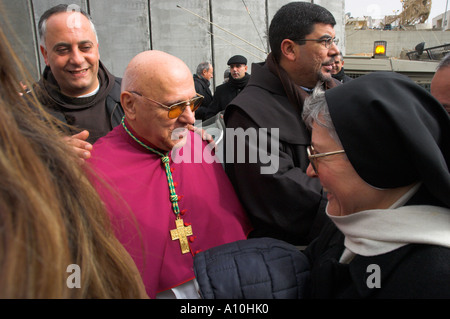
[307,145,345,174]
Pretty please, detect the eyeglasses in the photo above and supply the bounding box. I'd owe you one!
[307,145,345,174]
[128,91,204,119]
[296,37,339,49]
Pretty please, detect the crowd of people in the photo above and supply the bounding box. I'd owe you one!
[0,1,449,299]
[0,6,146,298]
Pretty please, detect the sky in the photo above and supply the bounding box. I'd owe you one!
[345,0,449,21]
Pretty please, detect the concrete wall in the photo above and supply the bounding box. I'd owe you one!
[345,26,450,57]
[0,0,345,90]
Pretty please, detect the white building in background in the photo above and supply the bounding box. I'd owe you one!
[432,10,450,30]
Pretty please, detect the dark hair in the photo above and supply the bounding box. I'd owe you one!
[437,53,450,70]
[268,2,336,61]
[38,4,97,45]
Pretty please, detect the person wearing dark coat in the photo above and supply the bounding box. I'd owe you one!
[35,4,124,151]
[331,52,352,83]
[193,71,450,299]
[204,55,250,120]
[301,71,450,298]
[35,62,123,144]
[224,2,340,245]
[193,61,214,121]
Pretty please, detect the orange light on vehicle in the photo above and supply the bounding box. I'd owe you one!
[373,41,387,57]
[375,45,385,55]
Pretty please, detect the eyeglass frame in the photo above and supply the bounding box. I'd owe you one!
[307,145,345,174]
[128,90,204,119]
[295,37,339,49]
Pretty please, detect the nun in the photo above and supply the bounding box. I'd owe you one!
[192,72,449,299]
[302,71,450,298]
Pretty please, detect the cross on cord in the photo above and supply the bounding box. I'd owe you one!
[170,218,193,254]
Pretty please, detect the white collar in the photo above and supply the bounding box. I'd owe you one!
[327,184,450,259]
[77,83,100,98]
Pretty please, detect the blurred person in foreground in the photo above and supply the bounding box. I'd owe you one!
[0,21,146,299]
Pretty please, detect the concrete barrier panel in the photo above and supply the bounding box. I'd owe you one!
[151,0,212,79]
[90,0,150,77]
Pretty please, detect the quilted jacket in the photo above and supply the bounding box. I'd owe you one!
[193,237,310,299]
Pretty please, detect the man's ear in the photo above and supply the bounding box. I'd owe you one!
[280,39,298,62]
[40,45,50,66]
[121,91,136,120]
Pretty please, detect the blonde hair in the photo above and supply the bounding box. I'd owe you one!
[0,17,145,299]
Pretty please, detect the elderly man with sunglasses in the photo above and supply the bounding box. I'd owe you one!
[88,50,251,299]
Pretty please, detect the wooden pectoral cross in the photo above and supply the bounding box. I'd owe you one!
[170,218,193,254]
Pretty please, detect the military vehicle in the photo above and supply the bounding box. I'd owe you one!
[343,0,448,90]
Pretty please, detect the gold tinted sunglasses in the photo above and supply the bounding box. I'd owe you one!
[129,91,203,119]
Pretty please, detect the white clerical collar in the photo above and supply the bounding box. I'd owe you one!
[326,184,450,260]
[77,83,100,98]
